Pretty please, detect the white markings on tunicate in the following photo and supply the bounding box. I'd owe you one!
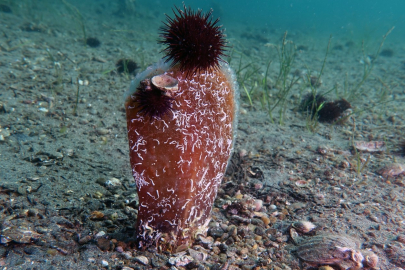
[140,202,147,209]
[165,219,177,226]
[134,169,149,190]
[220,108,226,122]
[127,65,237,244]
[131,136,146,152]
[162,120,168,130]
[186,206,197,222]
[181,199,191,210]
[183,137,188,151]
[147,190,159,200]
[190,179,195,192]
[169,140,185,153]
[198,167,209,188]
[192,135,201,152]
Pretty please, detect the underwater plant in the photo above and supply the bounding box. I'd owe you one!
[61,0,87,45]
[124,5,238,252]
[343,27,394,101]
[262,32,300,125]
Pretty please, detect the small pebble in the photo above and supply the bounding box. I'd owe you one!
[78,235,92,245]
[105,177,122,189]
[319,266,334,270]
[97,128,109,135]
[95,231,106,238]
[208,226,224,238]
[122,251,132,259]
[64,149,74,156]
[368,215,380,223]
[261,216,271,225]
[239,149,248,157]
[27,209,38,216]
[97,238,112,251]
[134,255,149,265]
[38,107,48,112]
[397,235,405,244]
[101,260,108,267]
[198,235,214,248]
[79,119,89,124]
[254,199,263,211]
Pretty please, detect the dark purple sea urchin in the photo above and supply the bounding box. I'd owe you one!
[159,5,227,74]
[134,79,174,120]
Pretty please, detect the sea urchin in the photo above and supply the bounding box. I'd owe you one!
[159,5,227,75]
[134,78,174,120]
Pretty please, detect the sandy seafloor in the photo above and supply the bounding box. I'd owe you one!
[1,1,405,270]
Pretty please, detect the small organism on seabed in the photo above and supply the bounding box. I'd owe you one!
[290,228,378,270]
[116,58,138,74]
[300,93,352,123]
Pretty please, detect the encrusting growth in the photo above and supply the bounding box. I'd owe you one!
[124,5,238,252]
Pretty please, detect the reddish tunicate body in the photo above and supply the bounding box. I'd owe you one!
[125,64,237,252]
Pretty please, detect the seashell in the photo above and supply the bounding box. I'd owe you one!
[188,248,208,261]
[378,163,405,178]
[354,140,386,152]
[295,180,309,187]
[295,234,360,267]
[105,177,122,189]
[151,74,178,94]
[1,219,40,244]
[294,233,379,269]
[362,250,379,268]
[292,220,317,234]
[134,255,149,265]
[168,254,193,267]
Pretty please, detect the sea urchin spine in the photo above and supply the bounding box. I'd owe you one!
[124,5,238,252]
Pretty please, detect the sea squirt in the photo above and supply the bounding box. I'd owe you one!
[124,5,239,252]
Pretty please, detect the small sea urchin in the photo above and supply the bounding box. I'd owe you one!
[116,58,138,74]
[134,79,174,120]
[86,37,101,48]
[300,93,351,123]
[159,5,227,75]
